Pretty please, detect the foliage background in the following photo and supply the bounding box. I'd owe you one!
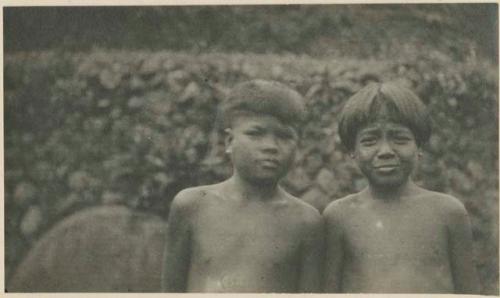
[4,4,499,294]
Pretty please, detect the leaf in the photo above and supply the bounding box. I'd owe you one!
[179,81,201,103]
[68,171,92,191]
[300,187,329,212]
[99,69,122,90]
[315,167,337,192]
[13,182,37,207]
[284,167,312,194]
[128,96,144,109]
[20,206,43,238]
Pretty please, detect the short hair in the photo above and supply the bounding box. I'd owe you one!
[338,82,432,152]
[217,79,306,131]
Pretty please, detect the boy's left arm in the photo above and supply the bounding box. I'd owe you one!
[447,201,480,294]
[298,213,325,293]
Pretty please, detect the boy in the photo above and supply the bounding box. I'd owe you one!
[323,82,480,294]
[161,80,323,293]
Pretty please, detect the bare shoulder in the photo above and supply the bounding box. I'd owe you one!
[170,183,224,214]
[416,188,468,217]
[323,192,362,219]
[411,188,471,229]
[282,191,322,228]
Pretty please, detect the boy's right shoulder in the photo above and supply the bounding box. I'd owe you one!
[170,184,222,211]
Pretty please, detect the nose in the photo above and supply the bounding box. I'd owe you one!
[261,135,279,153]
[377,140,395,159]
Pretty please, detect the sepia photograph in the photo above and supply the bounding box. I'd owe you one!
[3,3,499,295]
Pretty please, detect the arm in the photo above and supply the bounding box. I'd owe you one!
[447,201,480,294]
[297,212,325,293]
[323,204,344,293]
[161,191,194,292]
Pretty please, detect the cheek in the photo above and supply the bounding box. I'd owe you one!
[400,147,419,162]
[233,144,252,160]
[404,153,419,169]
[230,141,254,162]
[354,148,374,163]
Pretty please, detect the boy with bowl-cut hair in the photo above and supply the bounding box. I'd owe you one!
[162,79,324,293]
[323,82,479,294]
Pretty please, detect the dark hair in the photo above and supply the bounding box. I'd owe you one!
[217,79,305,130]
[338,82,431,152]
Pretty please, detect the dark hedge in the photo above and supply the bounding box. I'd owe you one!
[5,5,498,62]
[4,50,498,294]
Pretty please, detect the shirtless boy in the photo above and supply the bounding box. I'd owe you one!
[161,80,323,293]
[323,82,479,294]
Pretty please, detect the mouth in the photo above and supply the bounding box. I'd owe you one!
[373,165,399,173]
[259,159,281,169]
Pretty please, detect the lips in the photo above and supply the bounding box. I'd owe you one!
[373,164,399,173]
[259,158,280,168]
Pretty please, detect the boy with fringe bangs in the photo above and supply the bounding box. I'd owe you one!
[161,80,323,293]
[323,82,479,294]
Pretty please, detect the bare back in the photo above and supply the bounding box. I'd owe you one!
[163,182,323,293]
[324,187,478,293]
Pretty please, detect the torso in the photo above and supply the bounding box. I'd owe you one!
[336,190,454,293]
[185,185,310,292]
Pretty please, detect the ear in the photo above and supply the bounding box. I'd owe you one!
[224,128,233,154]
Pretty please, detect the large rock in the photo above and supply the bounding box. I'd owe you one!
[8,206,167,292]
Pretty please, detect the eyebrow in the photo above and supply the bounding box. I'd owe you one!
[245,124,265,130]
[359,126,412,135]
[387,127,413,134]
[358,127,379,135]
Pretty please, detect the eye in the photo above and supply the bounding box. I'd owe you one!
[245,128,264,137]
[360,136,377,146]
[277,131,295,141]
[393,135,412,144]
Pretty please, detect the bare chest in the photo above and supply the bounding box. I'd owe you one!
[191,205,302,266]
[343,208,449,264]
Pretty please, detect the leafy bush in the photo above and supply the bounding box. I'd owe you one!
[4,50,498,294]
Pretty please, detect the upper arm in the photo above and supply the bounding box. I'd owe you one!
[297,209,325,293]
[322,201,345,293]
[445,197,480,294]
[161,190,197,292]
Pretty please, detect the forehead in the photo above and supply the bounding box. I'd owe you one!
[231,113,297,131]
[358,120,413,134]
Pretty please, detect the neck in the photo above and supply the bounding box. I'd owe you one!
[229,174,279,202]
[368,179,415,201]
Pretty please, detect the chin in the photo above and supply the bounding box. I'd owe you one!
[239,172,281,186]
[368,174,409,189]
[253,174,283,185]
